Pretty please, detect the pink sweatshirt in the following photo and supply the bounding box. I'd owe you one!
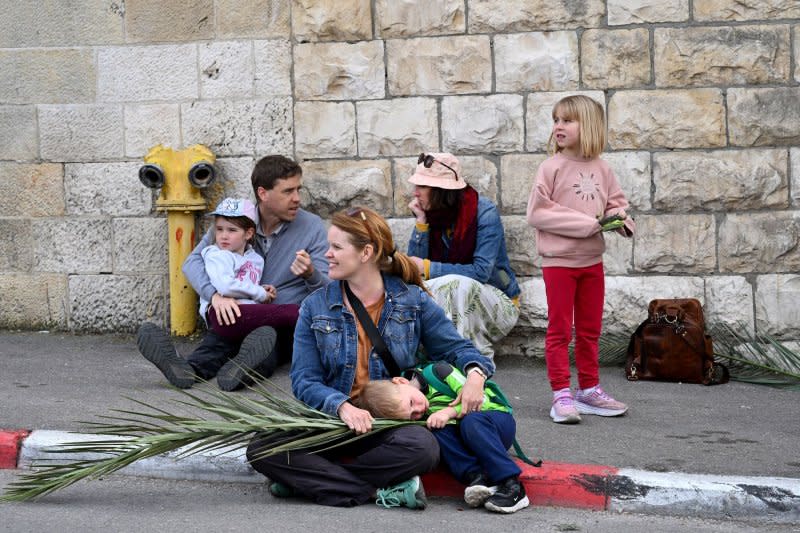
[526,153,635,268]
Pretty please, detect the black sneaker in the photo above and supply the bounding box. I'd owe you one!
[484,476,530,514]
[216,326,277,391]
[137,323,195,389]
[463,472,498,508]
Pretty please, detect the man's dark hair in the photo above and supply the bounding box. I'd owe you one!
[427,187,462,211]
[251,155,302,193]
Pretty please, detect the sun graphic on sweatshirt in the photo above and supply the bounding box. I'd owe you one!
[572,172,600,201]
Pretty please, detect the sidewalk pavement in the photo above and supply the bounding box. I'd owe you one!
[1,331,798,522]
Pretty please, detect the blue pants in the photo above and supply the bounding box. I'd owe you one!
[433,410,521,485]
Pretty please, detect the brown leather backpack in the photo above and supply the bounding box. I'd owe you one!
[625,298,729,385]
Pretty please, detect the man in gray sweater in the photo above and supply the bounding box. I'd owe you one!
[137,155,330,391]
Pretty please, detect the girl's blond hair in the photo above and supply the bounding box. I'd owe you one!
[353,380,406,419]
[547,95,607,159]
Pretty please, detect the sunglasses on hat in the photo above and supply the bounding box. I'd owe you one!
[418,153,459,181]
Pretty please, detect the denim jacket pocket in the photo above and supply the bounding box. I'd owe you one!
[310,317,343,365]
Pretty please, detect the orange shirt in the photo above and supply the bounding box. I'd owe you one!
[349,294,385,401]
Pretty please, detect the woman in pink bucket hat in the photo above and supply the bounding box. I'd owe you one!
[406,153,520,360]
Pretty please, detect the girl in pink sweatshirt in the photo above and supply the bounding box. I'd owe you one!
[526,95,635,424]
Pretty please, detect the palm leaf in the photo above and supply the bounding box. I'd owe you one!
[0,376,424,503]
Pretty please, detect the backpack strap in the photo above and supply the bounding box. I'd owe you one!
[343,281,401,377]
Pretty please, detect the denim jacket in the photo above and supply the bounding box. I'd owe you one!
[408,196,520,298]
[291,275,496,416]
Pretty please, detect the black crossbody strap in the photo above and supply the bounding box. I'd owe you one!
[343,281,402,377]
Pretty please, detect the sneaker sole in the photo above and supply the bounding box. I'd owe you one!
[412,481,427,510]
[464,485,497,508]
[485,494,530,514]
[574,401,628,417]
[216,326,277,391]
[549,406,581,424]
[137,323,195,389]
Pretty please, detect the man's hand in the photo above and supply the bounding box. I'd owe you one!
[338,402,374,435]
[448,371,485,417]
[408,198,426,223]
[426,408,455,429]
[290,250,314,279]
[211,293,241,325]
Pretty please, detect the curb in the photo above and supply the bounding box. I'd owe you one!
[3,429,799,522]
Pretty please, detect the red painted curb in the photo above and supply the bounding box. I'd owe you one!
[0,429,30,469]
[422,460,618,509]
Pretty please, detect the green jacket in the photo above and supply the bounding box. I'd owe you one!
[413,361,511,417]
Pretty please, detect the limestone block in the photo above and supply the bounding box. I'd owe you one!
[728,88,800,147]
[517,278,548,329]
[209,157,257,201]
[215,0,290,38]
[69,275,165,333]
[97,45,198,102]
[602,151,651,212]
[387,36,491,96]
[292,0,372,42]
[0,0,124,47]
[125,0,213,42]
[392,156,498,215]
[124,104,182,158]
[301,159,392,218]
[500,153,547,215]
[693,0,800,21]
[792,148,800,206]
[39,105,124,162]
[294,41,385,100]
[755,274,800,338]
[654,26,790,87]
[0,220,33,271]
[608,0,689,25]
[357,98,438,157]
[604,275,705,333]
[33,218,112,273]
[653,149,788,211]
[495,32,579,92]
[0,273,67,330]
[795,26,800,83]
[442,95,524,153]
[0,163,64,217]
[608,89,725,149]
[376,0,464,38]
[581,29,651,89]
[604,234,634,275]
[294,101,356,159]
[0,106,37,160]
[719,212,800,273]
[0,49,94,104]
[113,218,168,272]
[387,217,416,254]
[503,215,538,276]
[65,162,152,216]
[633,214,716,273]
[705,276,754,334]
[254,40,292,96]
[468,0,604,32]
[199,41,254,99]
[181,98,293,157]
[525,91,605,152]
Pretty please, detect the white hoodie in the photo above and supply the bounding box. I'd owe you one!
[199,244,267,321]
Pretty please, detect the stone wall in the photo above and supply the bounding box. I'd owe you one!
[1,0,798,354]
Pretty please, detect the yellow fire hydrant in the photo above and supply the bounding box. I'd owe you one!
[139,144,216,336]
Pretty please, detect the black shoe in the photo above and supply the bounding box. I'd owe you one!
[463,472,498,508]
[216,326,277,391]
[484,476,530,514]
[137,323,195,389]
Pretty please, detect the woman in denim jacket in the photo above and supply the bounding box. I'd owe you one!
[406,152,520,360]
[247,206,494,509]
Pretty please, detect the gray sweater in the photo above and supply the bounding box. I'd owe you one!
[183,208,330,306]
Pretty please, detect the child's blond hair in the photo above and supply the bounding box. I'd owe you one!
[354,380,406,419]
[547,95,607,159]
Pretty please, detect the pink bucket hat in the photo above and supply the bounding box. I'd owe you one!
[408,152,467,190]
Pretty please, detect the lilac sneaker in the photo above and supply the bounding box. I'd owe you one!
[575,386,628,417]
[550,390,581,424]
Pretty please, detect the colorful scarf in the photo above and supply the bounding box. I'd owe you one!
[426,185,479,264]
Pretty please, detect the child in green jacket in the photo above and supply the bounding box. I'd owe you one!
[356,361,529,513]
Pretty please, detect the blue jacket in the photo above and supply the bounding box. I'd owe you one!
[291,275,495,416]
[408,196,520,299]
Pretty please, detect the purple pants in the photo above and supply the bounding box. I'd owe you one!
[207,303,300,341]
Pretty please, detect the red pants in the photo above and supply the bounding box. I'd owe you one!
[208,303,300,341]
[542,263,605,391]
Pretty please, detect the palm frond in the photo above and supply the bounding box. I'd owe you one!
[0,376,423,503]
